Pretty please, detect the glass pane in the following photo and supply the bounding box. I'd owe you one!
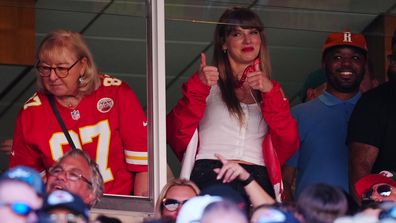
[165,0,394,109]
[0,0,153,212]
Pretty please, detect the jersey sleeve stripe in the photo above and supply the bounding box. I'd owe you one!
[126,156,148,161]
[124,150,148,165]
[126,159,148,165]
[124,151,147,156]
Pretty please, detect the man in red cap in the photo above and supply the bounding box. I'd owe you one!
[355,171,396,204]
[348,29,396,202]
[283,30,367,201]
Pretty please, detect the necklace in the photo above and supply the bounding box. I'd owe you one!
[55,96,80,110]
[62,100,77,109]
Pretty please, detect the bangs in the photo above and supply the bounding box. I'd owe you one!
[37,36,76,62]
[221,9,263,35]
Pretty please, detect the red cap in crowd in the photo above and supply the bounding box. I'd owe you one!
[322,31,368,56]
[354,171,396,201]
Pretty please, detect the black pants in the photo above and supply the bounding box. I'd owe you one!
[190,159,275,204]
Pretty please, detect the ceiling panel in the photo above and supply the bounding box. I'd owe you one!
[36,9,96,33]
[84,14,146,38]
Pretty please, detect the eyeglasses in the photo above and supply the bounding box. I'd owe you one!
[363,184,392,200]
[162,198,189,212]
[36,59,81,78]
[48,166,92,186]
[0,201,36,216]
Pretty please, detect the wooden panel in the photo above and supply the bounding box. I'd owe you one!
[0,0,35,65]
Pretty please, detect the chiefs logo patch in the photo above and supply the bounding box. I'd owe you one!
[97,98,114,113]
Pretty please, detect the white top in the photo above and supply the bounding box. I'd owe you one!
[196,85,267,166]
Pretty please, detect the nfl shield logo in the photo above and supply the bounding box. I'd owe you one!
[71,110,80,120]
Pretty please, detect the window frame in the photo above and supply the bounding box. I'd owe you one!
[93,0,167,214]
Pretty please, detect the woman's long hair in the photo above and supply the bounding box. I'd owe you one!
[213,7,272,123]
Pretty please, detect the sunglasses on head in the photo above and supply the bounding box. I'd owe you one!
[363,184,392,200]
[162,198,189,212]
[0,201,36,216]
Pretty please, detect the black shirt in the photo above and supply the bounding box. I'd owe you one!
[347,81,396,173]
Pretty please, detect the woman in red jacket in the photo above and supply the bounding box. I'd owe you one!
[167,7,299,202]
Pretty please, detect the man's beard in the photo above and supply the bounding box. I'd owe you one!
[326,70,363,93]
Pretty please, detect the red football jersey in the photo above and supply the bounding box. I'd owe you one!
[9,74,148,195]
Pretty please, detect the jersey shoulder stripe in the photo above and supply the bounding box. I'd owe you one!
[23,92,42,110]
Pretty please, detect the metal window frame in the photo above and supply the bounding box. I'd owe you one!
[94,0,167,214]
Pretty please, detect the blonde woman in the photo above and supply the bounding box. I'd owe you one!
[155,179,200,221]
[10,30,148,196]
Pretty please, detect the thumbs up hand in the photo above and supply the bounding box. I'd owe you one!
[199,53,219,86]
[246,60,273,93]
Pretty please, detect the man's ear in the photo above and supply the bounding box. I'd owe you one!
[306,88,315,102]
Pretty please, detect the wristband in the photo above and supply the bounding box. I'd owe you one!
[241,174,254,186]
